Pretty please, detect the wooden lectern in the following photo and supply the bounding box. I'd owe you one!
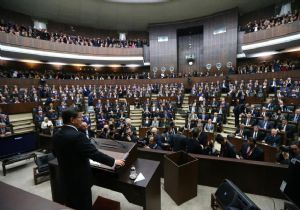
[49,138,161,210]
[164,151,198,205]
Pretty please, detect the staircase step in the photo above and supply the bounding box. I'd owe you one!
[9,113,33,122]
[223,129,235,134]
[14,128,35,134]
[223,124,236,129]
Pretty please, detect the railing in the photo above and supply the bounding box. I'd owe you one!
[240,20,300,44]
[0,70,299,89]
[0,32,143,56]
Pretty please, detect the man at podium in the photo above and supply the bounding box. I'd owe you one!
[53,109,125,210]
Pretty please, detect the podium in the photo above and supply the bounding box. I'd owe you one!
[164,151,198,205]
[49,138,161,210]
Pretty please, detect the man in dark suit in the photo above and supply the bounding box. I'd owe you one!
[249,125,265,141]
[239,139,264,161]
[264,129,282,147]
[233,100,244,127]
[258,116,273,130]
[242,113,255,127]
[289,109,300,123]
[216,134,237,158]
[234,124,250,140]
[53,109,125,210]
[186,127,203,154]
[169,127,187,151]
[276,119,294,139]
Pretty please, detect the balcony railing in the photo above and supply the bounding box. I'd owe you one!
[241,20,300,44]
[0,32,143,56]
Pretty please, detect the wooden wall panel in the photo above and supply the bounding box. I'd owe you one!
[178,33,203,75]
[149,26,177,75]
[149,8,238,76]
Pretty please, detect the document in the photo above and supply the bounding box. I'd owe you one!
[134,173,145,183]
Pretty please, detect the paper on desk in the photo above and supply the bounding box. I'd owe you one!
[134,173,145,183]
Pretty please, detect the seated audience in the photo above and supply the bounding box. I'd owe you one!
[263,128,281,147]
[168,127,187,152]
[239,139,264,161]
[204,119,214,133]
[216,134,237,158]
[41,117,53,134]
[144,135,162,150]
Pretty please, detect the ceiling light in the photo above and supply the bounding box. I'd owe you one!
[0,56,15,61]
[47,62,67,66]
[109,64,122,67]
[241,33,300,51]
[0,44,143,61]
[248,51,278,58]
[126,64,140,67]
[90,64,105,67]
[19,59,42,64]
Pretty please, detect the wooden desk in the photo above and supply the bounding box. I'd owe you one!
[137,148,288,199]
[0,181,71,210]
[49,158,161,210]
[228,136,278,163]
[38,133,53,151]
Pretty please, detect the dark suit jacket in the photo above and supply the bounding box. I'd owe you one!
[80,129,95,139]
[249,146,264,161]
[258,120,273,130]
[186,138,203,154]
[53,125,115,210]
[242,118,255,127]
[240,142,264,161]
[276,123,294,138]
[198,132,208,146]
[288,114,300,123]
[265,134,281,146]
[169,133,187,151]
[221,141,237,158]
[249,130,265,141]
[234,128,250,139]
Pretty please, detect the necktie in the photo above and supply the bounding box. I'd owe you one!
[264,121,267,129]
[246,146,252,157]
[294,115,298,122]
[253,132,257,139]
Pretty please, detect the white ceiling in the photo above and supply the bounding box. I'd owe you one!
[0,0,281,31]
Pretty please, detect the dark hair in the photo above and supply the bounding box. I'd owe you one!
[216,134,225,144]
[290,141,300,148]
[62,108,79,124]
[192,127,200,138]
